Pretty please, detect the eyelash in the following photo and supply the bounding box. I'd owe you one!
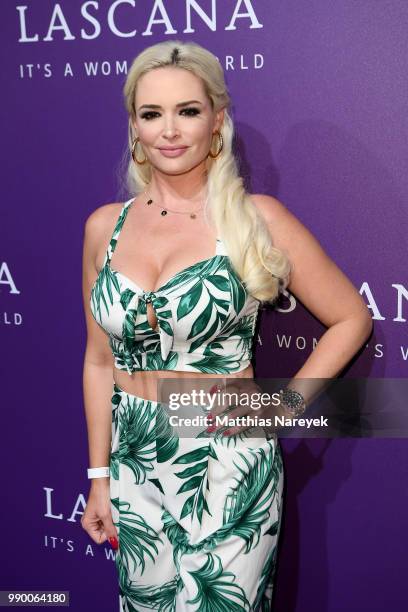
[140,107,201,120]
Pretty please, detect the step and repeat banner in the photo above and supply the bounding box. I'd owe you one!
[1,1,407,611]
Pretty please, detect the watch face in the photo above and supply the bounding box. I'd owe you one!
[282,390,303,407]
[281,389,306,416]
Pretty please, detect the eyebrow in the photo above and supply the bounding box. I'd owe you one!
[137,100,203,111]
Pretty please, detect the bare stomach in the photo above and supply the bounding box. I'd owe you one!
[113,363,254,403]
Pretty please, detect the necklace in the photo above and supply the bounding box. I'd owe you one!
[143,189,204,219]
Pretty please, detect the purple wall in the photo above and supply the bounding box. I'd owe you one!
[1,1,407,610]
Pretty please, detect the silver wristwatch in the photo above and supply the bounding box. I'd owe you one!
[278,388,306,417]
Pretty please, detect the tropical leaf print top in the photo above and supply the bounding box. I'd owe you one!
[90,198,260,375]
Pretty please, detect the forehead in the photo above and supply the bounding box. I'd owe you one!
[135,67,206,103]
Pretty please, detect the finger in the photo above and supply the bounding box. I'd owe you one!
[208,380,260,420]
[216,381,242,415]
[83,509,119,547]
[209,404,251,432]
[86,519,107,544]
[221,404,277,437]
[207,382,236,419]
[221,424,252,437]
[207,396,238,421]
[222,419,267,437]
[99,514,119,546]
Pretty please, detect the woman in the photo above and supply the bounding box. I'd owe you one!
[80,40,372,611]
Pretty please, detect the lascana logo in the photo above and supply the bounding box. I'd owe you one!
[361,282,407,323]
[44,487,86,522]
[0,262,20,294]
[16,0,263,43]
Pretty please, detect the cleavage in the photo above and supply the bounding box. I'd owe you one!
[108,213,217,332]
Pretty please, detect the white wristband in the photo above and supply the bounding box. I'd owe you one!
[87,467,110,479]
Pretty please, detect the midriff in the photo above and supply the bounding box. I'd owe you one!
[113,363,254,402]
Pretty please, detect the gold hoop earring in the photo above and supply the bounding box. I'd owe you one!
[208,130,223,159]
[131,137,147,165]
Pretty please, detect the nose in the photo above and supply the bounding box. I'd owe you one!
[163,126,179,139]
[162,115,180,138]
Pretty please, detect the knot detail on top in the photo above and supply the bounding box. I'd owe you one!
[122,290,174,374]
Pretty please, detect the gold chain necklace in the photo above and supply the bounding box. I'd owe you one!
[142,189,204,220]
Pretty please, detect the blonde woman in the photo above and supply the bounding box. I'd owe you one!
[80,40,372,611]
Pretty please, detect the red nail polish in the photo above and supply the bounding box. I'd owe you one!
[207,413,214,421]
[223,429,231,436]
[109,536,119,550]
[206,425,216,433]
[209,385,217,395]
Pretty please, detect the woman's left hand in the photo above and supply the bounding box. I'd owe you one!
[205,378,283,437]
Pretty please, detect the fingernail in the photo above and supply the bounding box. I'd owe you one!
[223,429,231,436]
[206,425,216,433]
[109,536,119,550]
[207,413,214,421]
[210,385,220,395]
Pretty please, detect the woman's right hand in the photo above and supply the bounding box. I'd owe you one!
[81,479,119,550]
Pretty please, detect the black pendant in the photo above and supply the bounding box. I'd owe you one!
[147,199,153,205]
[161,210,168,216]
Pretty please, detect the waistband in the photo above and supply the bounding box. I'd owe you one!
[112,381,165,407]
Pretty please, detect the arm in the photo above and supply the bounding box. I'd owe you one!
[252,194,373,405]
[81,204,118,545]
[82,207,115,483]
[204,195,373,437]
[208,195,373,435]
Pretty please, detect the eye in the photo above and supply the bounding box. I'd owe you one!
[140,107,201,121]
[140,111,159,120]
[181,107,201,116]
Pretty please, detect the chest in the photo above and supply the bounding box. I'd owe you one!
[105,213,220,297]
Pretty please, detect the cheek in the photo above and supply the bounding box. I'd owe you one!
[190,122,212,146]
[138,126,160,142]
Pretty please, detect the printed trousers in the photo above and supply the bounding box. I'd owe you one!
[109,382,285,612]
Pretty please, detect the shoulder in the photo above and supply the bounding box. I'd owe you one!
[248,193,286,218]
[248,193,298,246]
[248,193,292,225]
[83,201,125,252]
[83,202,124,268]
[84,201,124,237]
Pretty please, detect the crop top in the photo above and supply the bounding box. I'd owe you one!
[89,197,260,374]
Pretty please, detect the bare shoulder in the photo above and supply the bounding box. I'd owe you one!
[84,201,123,241]
[249,193,287,219]
[248,193,300,246]
[248,193,372,327]
[83,202,124,273]
[249,192,329,255]
[248,191,325,269]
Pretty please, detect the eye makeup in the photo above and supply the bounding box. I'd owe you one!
[140,107,201,120]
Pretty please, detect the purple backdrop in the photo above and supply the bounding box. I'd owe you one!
[1,1,407,611]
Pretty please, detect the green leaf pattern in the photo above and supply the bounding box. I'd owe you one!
[172,444,217,524]
[109,386,284,611]
[186,553,251,611]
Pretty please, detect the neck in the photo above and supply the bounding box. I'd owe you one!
[147,166,209,208]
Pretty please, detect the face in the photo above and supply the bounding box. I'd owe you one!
[132,67,224,175]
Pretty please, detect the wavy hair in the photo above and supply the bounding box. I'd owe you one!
[121,39,292,304]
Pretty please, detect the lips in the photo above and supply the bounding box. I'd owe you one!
[158,146,188,151]
[158,146,189,158]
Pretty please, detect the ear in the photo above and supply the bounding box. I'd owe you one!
[214,107,225,132]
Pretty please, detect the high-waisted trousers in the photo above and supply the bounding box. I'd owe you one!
[109,382,285,612]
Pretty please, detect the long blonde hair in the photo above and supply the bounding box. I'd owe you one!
[122,39,292,304]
